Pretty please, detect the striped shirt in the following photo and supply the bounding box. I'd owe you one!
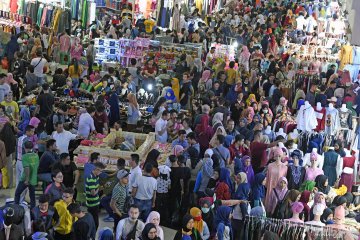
[85,172,100,207]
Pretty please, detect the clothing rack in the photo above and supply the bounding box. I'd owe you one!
[244,215,356,240]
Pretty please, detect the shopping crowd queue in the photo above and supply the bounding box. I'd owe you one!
[0,0,359,239]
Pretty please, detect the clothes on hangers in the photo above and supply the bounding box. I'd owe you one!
[339,154,355,192]
[323,149,343,186]
[296,105,318,132]
[339,45,353,70]
[325,107,340,136]
[314,106,326,132]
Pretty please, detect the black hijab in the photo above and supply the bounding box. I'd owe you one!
[141,223,159,240]
[315,175,330,194]
[144,149,160,168]
[321,208,333,223]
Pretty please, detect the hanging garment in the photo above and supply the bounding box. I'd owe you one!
[296,105,318,132]
[36,4,44,26]
[314,107,326,132]
[9,0,17,13]
[40,7,47,27]
[339,155,355,192]
[323,149,342,186]
[343,65,360,82]
[353,47,360,65]
[325,107,340,135]
[338,108,352,129]
[81,0,88,29]
[339,45,353,70]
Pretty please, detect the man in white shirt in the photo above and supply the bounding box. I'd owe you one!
[78,106,96,138]
[205,47,215,67]
[132,163,157,222]
[129,154,142,194]
[155,110,170,143]
[51,122,77,154]
[30,50,48,85]
[296,12,308,32]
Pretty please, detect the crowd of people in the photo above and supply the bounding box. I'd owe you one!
[0,0,359,239]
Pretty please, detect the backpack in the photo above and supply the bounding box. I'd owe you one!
[123,185,134,213]
[272,189,289,219]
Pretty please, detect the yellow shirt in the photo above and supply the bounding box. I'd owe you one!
[68,65,82,79]
[54,200,77,235]
[144,19,155,33]
[1,101,19,120]
[225,68,239,85]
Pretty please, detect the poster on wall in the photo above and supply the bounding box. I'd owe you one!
[94,38,120,64]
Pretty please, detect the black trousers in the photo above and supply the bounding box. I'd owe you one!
[54,231,74,240]
[87,205,99,230]
[155,193,169,227]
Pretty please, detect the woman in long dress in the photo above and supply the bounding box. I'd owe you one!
[264,147,288,214]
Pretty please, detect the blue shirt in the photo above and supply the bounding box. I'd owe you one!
[171,138,189,149]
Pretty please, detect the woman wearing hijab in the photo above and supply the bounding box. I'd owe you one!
[18,107,30,136]
[314,174,330,194]
[173,214,201,240]
[246,94,257,107]
[6,35,19,67]
[299,190,311,221]
[215,206,233,240]
[31,38,42,58]
[0,122,15,188]
[194,150,214,198]
[127,92,140,126]
[144,149,161,178]
[108,90,120,127]
[310,192,327,220]
[267,177,288,216]
[199,197,214,237]
[233,172,250,214]
[215,168,232,200]
[209,126,226,148]
[212,112,224,129]
[240,155,254,185]
[321,208,334,225]
[273,189,301,219]
[140,223,161,240]
[252,173,266,207]
[198,70,212,91]
[195,115,214,156]
[239,46,251,72]
[190,207,210,240]
[146,211,164,240]
[286,150,306,190]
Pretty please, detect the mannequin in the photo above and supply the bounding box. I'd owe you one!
[286,201,304,223]
[339,149,355,192]
[338,103,352,129]
[303,148,324,168]
[276,128,287,139]
[305,151,324,181]
[314,102,326,132]
[306,204,326,226]
[323,147,343,186]
[296,101,318,132]
[265,147,288,214]
[288,129,299,141]
[263,125,274,142]
[329,206,346,230]
[325,103,340,135]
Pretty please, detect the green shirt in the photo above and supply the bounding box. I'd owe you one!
[79,82,92,92]
[21,152,40,185]
[85,172,100,207]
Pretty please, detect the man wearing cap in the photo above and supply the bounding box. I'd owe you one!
[110,169,130,231]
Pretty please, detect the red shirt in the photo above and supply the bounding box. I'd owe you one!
[93,112,109,133]
[250,141,268,171]
[229,144,250,164]
[143,64,157,75]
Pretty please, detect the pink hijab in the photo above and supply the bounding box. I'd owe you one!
[274,177,289,200]
[200,70,211,82]
[29,117,41,128]
[241,46,251,59]
[172,145,184,156]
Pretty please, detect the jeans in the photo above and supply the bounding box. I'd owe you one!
[38,173,52,183]
[15,181,36,209]
[37,76,45,86]
[15,160,27,203]
[87,205,99,230]
[134,198,152,222]
[72,78,79,89]
[100,195,113,218]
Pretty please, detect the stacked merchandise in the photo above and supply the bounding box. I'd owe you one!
[210,43,236,61]
[147,42,202,70]
[94,38,120,65]
[118,37,150,66]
